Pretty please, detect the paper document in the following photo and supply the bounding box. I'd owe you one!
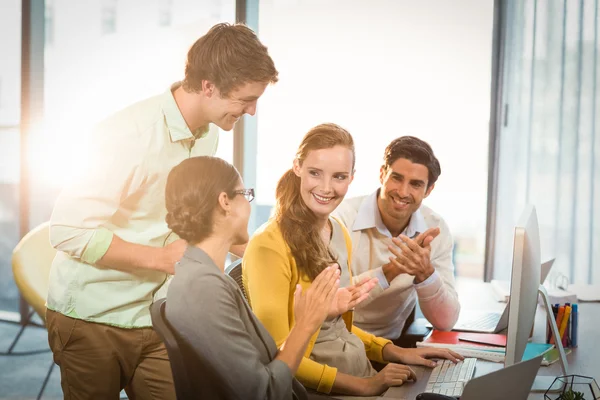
[567,283,600,301]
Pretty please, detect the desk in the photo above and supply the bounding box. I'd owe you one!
[380,278,600,400]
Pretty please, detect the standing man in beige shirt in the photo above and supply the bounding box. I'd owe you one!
[334,136,460,341]
[46,23,278,399]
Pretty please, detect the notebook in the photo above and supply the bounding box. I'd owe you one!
[420,330,506,349]
[522,342,554,362]
[457,332,507,347]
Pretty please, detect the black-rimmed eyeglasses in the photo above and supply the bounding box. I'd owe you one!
[233,188,255,203]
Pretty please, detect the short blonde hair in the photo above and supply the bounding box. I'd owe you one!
[183,23,278,97]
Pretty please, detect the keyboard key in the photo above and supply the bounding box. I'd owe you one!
[424,358,477,397]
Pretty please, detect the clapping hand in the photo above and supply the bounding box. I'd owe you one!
[293,266,340,333]
[327,268,378,317]
[383,227,440,284]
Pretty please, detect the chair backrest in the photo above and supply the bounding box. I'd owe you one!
[150,298,193,400]
[11,222,57,323]
[225,259,248,302]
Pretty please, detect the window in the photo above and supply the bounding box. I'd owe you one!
[101,0,118,35]
[45,0,54,46]
[158,0,173,27]
[33,1,235,230]
[0,0,21,314]
[250,0,494,278]
[493,0,600,284]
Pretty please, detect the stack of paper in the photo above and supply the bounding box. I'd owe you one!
[416,330,554,364]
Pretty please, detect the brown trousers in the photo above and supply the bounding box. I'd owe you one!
[46,309,176,400]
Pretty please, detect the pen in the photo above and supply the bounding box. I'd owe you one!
[566,302,571,347]
[548,304,559,343]
[571,304,578,347]
[551,305,565,345]
[560,305,571,347]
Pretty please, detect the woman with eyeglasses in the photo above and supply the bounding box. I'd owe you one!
[164,156,341,400]
[243,124,462,397]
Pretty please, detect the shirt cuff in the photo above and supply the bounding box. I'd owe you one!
[81,227,114,264]
[316,364,338,394]
[374,267,390,290]
[413,269,440,288]
[414,269,443,299]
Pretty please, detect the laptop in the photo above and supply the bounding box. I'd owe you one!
[382,355,543,399]
[459,355,543,400]
[451,258,555,334]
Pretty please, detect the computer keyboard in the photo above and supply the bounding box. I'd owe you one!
[455,312,501,331]
[424,357,477,397]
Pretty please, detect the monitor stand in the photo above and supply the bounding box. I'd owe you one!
[531,284,569,392]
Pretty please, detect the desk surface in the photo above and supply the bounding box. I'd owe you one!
[375,278,599,400]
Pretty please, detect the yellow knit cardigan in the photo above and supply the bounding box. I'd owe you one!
[242,218,391,394]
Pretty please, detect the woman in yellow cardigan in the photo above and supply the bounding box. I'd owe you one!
[243,124,462,397]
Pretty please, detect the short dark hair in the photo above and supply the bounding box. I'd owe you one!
[183,23,279,97]
[383,136,441,188]
[165,156,240,244]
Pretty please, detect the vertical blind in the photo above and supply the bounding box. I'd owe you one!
[494,0,599,284]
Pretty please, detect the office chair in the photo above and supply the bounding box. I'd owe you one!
[225,258,248,302]
[150,298,193,400]
[6,222,57,400]
[395,305,433,348]
[152,299,227,400]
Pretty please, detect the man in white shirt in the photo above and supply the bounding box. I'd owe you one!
[334,136,460,340]
[46,23,278,399]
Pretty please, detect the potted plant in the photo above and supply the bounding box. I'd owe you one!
[545,375,600,400]
[557,389,586,400]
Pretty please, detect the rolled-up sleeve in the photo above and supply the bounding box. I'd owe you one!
[49,119,147,264]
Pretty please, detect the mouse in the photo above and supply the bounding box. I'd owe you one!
[415,393,458,400]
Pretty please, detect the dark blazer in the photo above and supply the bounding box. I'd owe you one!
[166,246,308,400]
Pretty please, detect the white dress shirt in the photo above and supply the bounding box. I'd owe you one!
[333,190,460,339]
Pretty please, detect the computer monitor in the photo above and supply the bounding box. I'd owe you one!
[504,205,541,367]
[504,205,569,392]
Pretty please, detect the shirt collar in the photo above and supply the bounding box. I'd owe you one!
[353,189,390,236]
[353,189,428,238]
[161,82,210,143]
[404,208,427,239]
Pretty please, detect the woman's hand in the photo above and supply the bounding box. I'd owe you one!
[361,363,417,396]
[382,344,464,367]
[277,266,339,375]
[293,266,340,333]
[328,274,378,317]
